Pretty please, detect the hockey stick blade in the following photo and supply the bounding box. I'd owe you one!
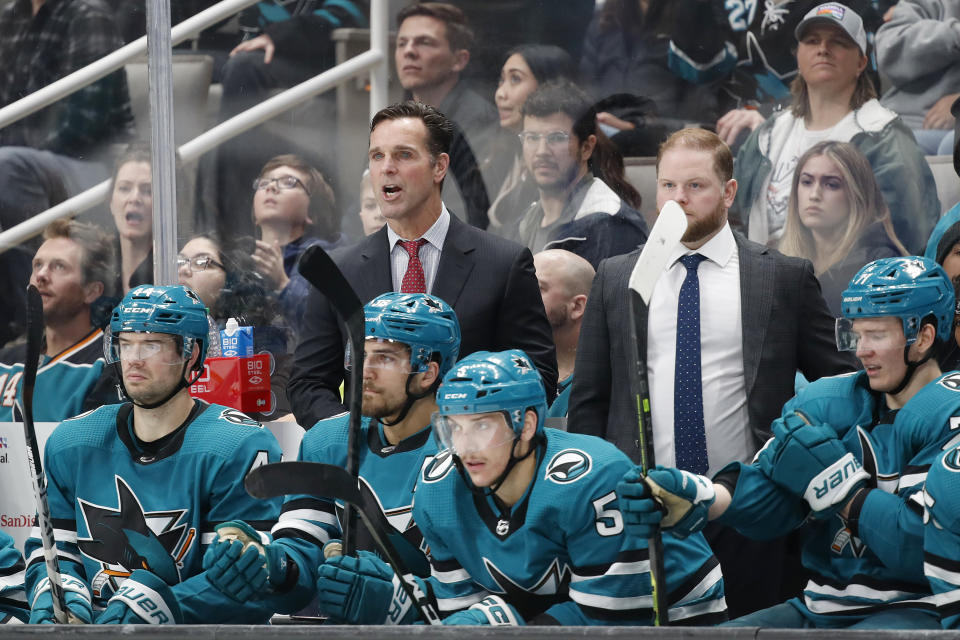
[628,200,688,304]
[245,462,441,624]
[18,286,81,624]
[296,245,365,556]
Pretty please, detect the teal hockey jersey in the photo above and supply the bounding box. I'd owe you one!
[413,429,727,625]
[22,401,282,623]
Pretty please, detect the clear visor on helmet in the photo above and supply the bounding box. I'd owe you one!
[432,411,516,456]
[345,338,411,372]
[104,326,193,366]
[835,317,911,352]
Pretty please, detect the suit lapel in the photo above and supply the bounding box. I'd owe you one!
[737,233,773,394]
[432,215,476,308]
[359,227,394,299]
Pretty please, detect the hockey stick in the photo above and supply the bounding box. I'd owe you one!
[15,285,79,624]
[297,245,365,557]
[246,461,441,625]
[626,200,688,626]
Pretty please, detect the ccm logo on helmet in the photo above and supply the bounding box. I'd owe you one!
[443,393,468,400]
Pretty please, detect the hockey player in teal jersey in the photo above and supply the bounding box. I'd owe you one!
[22,285,282,624]
[295,349,726,626]
[0,219,119,422]
[619,256,959,629]
[922,444,960,628]
[0,530,28,623]
[201,292,460,617]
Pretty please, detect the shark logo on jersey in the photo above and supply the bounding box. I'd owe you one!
[422,449,455,483]
[939,372,960,392]
[77,476,195,598]
[544,450,592,484]
[217,407,261,427]
[482,556,571,616]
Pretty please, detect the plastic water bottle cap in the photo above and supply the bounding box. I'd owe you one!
[224,317,239,336]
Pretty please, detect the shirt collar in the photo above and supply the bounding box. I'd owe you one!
[667,221,736,269]
[387,204,450,251]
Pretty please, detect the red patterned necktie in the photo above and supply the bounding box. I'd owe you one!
[400,238,428,293]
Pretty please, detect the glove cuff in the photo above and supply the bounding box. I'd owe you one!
[30,574,92,608]
[467,595,524,625]
[108,569,183,624]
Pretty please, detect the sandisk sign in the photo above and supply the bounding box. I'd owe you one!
[189,354,272,414]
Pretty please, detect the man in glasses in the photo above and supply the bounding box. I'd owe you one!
[0,219,118,422]
[514,80,648,268]
[618,256,958,629]
[201,292,459,621]
[22,285,282,624]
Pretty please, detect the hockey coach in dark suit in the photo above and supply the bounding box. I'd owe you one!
[568,127,854,617]
[288,101,557,428]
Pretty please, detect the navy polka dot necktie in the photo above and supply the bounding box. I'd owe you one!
[400,239,428,293]
[674,253,709,475]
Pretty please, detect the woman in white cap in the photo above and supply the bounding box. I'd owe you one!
[732,2,938,255]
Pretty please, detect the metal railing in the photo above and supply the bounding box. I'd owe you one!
[0,0,389,255]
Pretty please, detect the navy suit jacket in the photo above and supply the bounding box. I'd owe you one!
[567,231,856,462]
[288,214,558,427]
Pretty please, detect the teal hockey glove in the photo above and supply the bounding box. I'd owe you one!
[617,467,664,539]
[643,466,715,539]
[28,574,93,624]
[315,545,418,625]
[443,596,525,625]
[98,570,183,625]
[202,520,289,601]
[770,413,869,517]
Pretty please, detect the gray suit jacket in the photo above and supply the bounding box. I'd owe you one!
[288,214,558,428]
[567,231,855,462]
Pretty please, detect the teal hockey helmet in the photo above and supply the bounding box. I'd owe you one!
[838,256,955,350]
[436,349,547,439]
[354,292,461,377]
[106,285,210,369]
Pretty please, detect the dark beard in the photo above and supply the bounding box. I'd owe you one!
[681,200,727,244]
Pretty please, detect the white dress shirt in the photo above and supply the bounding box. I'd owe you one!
[646,222,750,477]
[387,205,451,294]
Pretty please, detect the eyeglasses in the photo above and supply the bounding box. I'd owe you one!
[252,175,310,194]
[518,130,572,147]
[176,255,224,272]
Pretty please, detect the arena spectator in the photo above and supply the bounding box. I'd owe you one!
[876,0,960,155]
[0,0,135,347]
[568,127,854,617]
[395,2,494,228]
[209,1,369,237]
[357,169,386,236]
[288,100,557,427]
[109,142,154,296]
[249,154,347,338]
[0,219,119,422]
[579,0,712,154]
[733,2,939,254]
[779,140,907,316]
[514,81,647,267]
[533,249,594,422]
[484,44,576,234]
[668,0,882,147]
[178,233,294,420]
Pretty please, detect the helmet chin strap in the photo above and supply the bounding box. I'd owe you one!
[454,431,544,498]
[380,373,438,427]
[114,361,203,411]
[887,344,935,397]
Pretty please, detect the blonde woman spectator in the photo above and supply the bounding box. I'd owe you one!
[780,140,907,315]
